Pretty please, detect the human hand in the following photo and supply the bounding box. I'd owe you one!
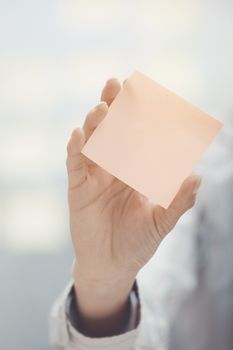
[66,78,201,335]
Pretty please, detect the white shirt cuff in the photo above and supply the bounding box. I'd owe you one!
[50,281,141,350]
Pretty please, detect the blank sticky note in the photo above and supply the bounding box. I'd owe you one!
[81,71,223,208]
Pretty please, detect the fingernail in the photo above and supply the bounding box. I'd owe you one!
[99,101,108,106]
[95,101,108,110]
[192,176,202,194]
[105,78,117,86]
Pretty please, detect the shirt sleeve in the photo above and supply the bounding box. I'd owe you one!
[49,280,141,350]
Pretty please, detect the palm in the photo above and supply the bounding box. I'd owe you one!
[69,161,167,278]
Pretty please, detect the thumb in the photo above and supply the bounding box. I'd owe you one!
[164,175,202,230]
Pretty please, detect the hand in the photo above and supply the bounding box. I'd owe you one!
[66,78,201,336]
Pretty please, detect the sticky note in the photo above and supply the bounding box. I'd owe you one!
[81,71,223,208]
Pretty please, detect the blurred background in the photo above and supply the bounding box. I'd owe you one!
[0,0,233,349]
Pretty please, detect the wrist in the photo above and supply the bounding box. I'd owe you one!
[72,261,136,319]
[71,262,137,337]
[72,260,136,294]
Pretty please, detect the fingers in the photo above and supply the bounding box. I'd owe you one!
[83,102,108,141]
[101,78,121,106]
[66,78,121,190]
[83,78,121,141]
[164,175,202,229]
[66,128,87,189]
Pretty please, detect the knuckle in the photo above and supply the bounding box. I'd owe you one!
[186,195,196,210]
[66,141,72,155]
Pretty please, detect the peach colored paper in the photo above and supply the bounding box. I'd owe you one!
[81,71,223,208]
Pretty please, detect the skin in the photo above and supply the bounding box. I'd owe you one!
[66,78,202,337]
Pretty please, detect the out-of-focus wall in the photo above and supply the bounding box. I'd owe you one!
[0,0,232,349]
